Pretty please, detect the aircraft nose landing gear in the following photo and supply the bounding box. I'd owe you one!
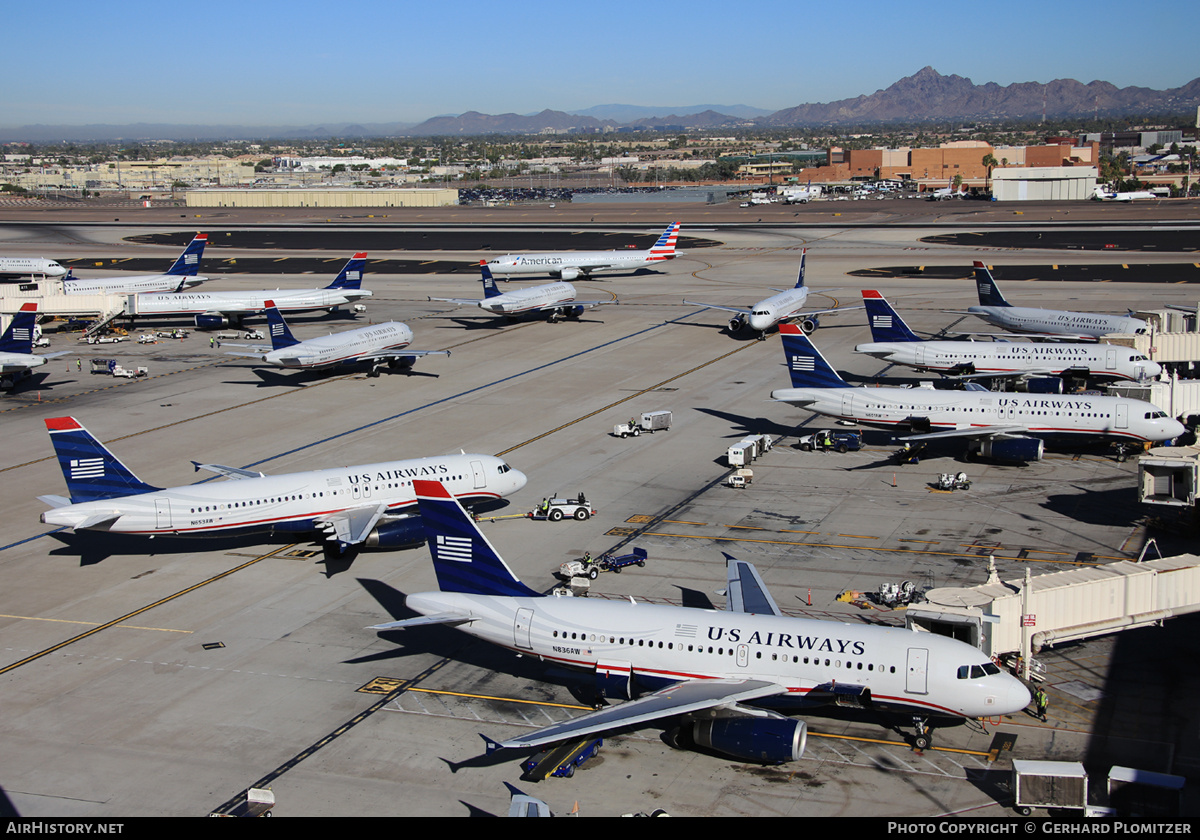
[912,717,932,751]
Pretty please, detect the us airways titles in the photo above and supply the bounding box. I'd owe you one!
[997,396,1096,410]
[345,463,450,484]
[707,625,866,655]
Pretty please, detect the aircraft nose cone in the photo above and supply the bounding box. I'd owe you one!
[1166,418,1187,440]
[1008,678,1032,714]
[510,468,528,493]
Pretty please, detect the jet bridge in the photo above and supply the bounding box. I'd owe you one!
[905,554,1200,660]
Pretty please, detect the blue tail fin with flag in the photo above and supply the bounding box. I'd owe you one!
[862,290,921,342]
[263,301,300,350]
[0,303,38,354]
[413,479,540,597]
[325,253,367,290]
[45,417,161,503]
[479,261,503,299]
[791,249,807,289]
[779,324,851,389]
[165,234,207,276]
[973,262,1010,307]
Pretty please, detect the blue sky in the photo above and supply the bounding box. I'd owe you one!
[3,0,1196,128]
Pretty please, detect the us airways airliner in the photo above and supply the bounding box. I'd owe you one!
[0,256,67,279]
[431,261,614,322]
[858,290,1160,383]
[968,262,1147,338]
[772,325,1182,462]
[38,417,526,555]
[63,234,209,295]
[127,253,372,329]
[684,250,858,338]
[369,480,1031,759]
[1,303,67,383]
[484,222,681,280]
[225,301,449,375]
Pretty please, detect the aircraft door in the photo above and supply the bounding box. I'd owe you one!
[1116,403,1129,430]
[915,345,926,367]
[736,644,749,668]
[905,647,929,695]
[154,498,171,530]
[840,393,855,420]
[471,459,486,489]
[1106,348,1117,371]
[514,608,534,650]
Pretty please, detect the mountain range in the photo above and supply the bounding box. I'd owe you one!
[3,69,1198,142]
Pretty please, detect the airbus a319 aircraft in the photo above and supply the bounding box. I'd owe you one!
[684,250,858,338]
[38,417,526,556]
[1,303,68,385]
[369,480,1031,757]
[225,301,449,376]
[127,252,372,330]
[968,262,1148,338]
[484,222,681,280]
[62,234,209,295]
[772,324,1183,462]
[0,256,67,279]
[857,290,1160,384]
[431,261,614,322]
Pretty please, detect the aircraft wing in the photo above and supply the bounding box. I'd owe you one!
[786,304,865,319]
[531,299,615,312]
[318,502,389,550]
[428,296,481,307]
[944,367,1057,382]
[723,554,783,616]
[683,301,751,316]
[358,349,451,363]
[491,677,788,752]
[192,462,267,479]
[902,425,1031,442]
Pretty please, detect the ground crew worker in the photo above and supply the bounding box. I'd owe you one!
[209,336,214,348]
[1034,687,1048,722]
[76,359,81,371]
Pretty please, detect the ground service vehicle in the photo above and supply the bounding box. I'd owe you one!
[559,547,648,579]
[613,410,672,438]
[797,429,861,453]
[531,493,596,522]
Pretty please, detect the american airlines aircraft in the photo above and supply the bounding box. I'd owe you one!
[684,250,858,338]
[369,480,1031,757]
[225,301,449,375]
[1,303,67,384]
[431,261,614,322]
[63,234,209,295]
[0,256,67,279]
[484,222,681,280]
[968,262,1148,338]
[772,324,1183,462]
[858,290,1160,384]
[38,417,527,555]
[127,253,372,330]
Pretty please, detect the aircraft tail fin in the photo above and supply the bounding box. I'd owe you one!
[779,324,851,389]
[972,262,1010,307]
[165,234,207,276]
[0,302,38,354]
[862,290,921,342]
[648,222,680,259]
[792,249,807,289]
[44,417,160,503]
[264,301,300,350]
[413,479,541,598]
[479,261,503,299]
[326,253,367,290]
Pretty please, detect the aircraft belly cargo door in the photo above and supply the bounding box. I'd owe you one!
[905,647,929,695]
[514,608,534,650]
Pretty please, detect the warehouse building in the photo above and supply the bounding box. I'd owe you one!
[184,188,459,208]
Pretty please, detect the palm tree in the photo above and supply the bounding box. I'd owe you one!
[982,153,999,195]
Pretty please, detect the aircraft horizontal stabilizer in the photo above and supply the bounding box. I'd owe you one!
[74,511,122,530]
[493,677,787,751]
[368,612,478,631]
[191,462,267,479]
[36,494,71,508]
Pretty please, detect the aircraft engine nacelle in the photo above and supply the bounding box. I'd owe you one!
[195,313,233,330]
[799,315,820,334]
[362,517,426,549]
[565,305,585,319]
[970,437,1045,463]
[689,717,808,765]
[559,267,580,281]
[388,356,415,370]
[1023,377,1063,394]
[728,314,748,332]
